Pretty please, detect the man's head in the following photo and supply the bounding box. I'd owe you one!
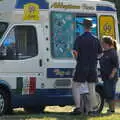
[81,18,93,29]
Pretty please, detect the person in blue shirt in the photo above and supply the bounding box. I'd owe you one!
[100,36,119,113]
[71,18,102,115]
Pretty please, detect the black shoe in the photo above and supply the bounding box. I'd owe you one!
[107,109,115,114]
[88,111,99,116]
[93,106,98,110]
[70,108,81,115]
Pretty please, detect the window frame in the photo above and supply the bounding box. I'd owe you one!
[1,24,38,60]
[50,11,98,59]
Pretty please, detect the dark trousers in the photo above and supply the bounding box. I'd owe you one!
[103,79,116,101]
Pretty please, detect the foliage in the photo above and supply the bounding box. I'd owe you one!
[102,0,120,20]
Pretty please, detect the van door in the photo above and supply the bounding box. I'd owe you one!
[0,24,44,95]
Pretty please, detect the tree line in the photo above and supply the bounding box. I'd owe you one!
[102,0,120,21]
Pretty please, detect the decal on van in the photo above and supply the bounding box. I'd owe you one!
[16,77,36,95]
[23,3,40,20]
[99,15,115,39]
[47,68,74,78]
[51,2,80,9]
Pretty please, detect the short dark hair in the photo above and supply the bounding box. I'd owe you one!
[82,18,92,29]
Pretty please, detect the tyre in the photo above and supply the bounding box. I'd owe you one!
[94,88,104,113]
[24,106,45,113]
[0,89,11,115]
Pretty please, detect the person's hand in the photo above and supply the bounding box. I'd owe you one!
[97,53,103,59]
[109,68,117,79]
[109,73,115,79]
[72,50,78,59]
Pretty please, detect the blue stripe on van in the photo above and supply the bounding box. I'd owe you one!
[15,0,49,9]
[47,68,120,78]
[11,88,74,107]
[11,88,120,108]
[96,6,116,11]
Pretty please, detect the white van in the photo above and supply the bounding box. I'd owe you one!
[0,0,119,114]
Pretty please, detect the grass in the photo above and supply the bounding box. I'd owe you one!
[0,105,120,120]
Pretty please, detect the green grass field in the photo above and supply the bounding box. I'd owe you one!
[0,104,120,120]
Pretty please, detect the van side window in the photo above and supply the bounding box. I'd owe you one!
[1,26,38,60]
[51,12,97,59]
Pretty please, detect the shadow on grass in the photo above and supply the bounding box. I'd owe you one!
[100,112,120,116]
[1,105,120,120]
[1,110,120,120]
[0,111,91,120]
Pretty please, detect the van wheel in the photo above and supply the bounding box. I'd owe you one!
[24,106,45,113]
[94,88,104,113]
[0,89,11,115]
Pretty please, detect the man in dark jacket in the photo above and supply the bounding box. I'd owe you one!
[71,18,102,115]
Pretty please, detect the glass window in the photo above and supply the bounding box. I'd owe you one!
[0,25,38,60]
[75,15,97,37]
[51,12,97,59]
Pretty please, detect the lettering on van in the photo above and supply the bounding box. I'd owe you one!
[51,2,95,10]
[82,4,95,10]
[51,2,80,9]
[47,68,74,78]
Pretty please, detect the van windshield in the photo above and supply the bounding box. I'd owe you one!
[0,22,8,40]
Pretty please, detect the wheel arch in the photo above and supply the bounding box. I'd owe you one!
[96,82,104,94]
[0,80,13,114]
[95,82,105,113]
[0,80,11,101]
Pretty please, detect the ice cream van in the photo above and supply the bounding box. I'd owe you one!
[0,0,119,115]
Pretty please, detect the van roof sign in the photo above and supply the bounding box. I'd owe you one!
[15,0,49,9]
[0,0,115,12]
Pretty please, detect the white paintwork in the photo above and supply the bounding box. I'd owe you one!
[0,0,119,94]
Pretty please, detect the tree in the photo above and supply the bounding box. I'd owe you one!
[102,0,120,20]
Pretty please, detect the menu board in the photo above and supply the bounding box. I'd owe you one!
[51,12,75,58]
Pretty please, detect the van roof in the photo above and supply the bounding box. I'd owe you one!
[15,0,114,9]
[0,0,116,23]
[0,0,115,10]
